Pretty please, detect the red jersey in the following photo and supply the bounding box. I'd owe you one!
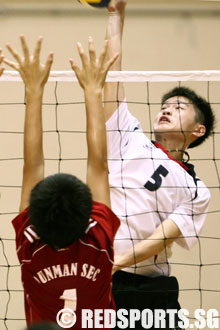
[12,201,120,329]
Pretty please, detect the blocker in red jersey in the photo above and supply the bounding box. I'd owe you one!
[4,34,119,329]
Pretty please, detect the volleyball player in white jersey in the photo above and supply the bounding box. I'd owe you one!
[104,1,215,329]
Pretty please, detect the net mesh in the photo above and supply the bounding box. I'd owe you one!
[0,70,220,330]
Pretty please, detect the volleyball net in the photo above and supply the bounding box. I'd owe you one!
[0,70,220,330]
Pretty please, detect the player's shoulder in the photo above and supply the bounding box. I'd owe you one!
[84,201,120,244]
[12,213,44,263]
[91,201,119,224]
[12,207,32,240]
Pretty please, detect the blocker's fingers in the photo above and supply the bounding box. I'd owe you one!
[100,53,119,85]
[0,50,4,65]
[105,52,119,72]
[98,40,109,67]
[77,42,88,66]
[3,58,19,71]
[69,58,80,74]
[20,35,30,63]
[88,36,96,65]
[6,43,23,66]
[33,36,43,62]
[69,58,75,69]
[45,52,54,73]
[69,58,83,86]
[0,67,4,76]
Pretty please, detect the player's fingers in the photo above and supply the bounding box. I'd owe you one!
[0,67,4,76]
[6,43,23,66]
[69,58,80,75]
[88,36,96,65]
[77,42,88,67]
[3,58,19,71]
[0,50,4,65]
[20,35,30,63]
[107,4,116,12]
[105,52,119,72]
[45,52,54,74]
[100,53,119,85]
[70,58,84,87]
[33,36,43,63]
[98,40,109,68]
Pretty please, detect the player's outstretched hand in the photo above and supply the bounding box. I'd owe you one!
[0,49,5,76]
[108,0,127,14]
[70,37,118,92]
[4,35,53,93]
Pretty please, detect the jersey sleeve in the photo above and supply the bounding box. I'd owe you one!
[12,209,29,247]
[168,180,211,250]
[12,208,31,262]
[92,201,120,243]
[106,99,142,160]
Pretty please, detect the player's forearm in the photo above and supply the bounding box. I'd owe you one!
[105,12,122,70]
[84,89,107,169]
[113,219,181,272]
[23,89,44,168]
[104,11,125,121]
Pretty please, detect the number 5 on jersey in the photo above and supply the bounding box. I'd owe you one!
[144,165,169,192]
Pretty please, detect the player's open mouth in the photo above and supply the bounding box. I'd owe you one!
[159,116,170,123]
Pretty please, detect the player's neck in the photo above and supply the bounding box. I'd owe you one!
[155,138,186,161]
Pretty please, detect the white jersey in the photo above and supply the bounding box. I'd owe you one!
[106,100,210,277]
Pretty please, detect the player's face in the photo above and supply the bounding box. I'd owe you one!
[154,96,201,146]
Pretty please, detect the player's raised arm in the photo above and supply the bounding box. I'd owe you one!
[113,218,181,273]
[0,49,5,76]
[4,36,53,213]
[70,38,118,209]
[103,0,126,121]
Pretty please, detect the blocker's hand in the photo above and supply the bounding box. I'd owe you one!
[0,49,5,76]
[4,35,53,93]
[70,36,118,92]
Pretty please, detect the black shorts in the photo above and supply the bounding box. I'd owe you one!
[112,271,183,330]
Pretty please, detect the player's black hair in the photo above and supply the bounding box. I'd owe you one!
[161,86,215,148]
[25,322,60,330]
[29,173,92,249]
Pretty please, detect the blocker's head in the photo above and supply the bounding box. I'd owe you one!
[154,87,215,149]
[29,173,92,249]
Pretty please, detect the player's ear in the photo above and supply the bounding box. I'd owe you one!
[192,124,206,138]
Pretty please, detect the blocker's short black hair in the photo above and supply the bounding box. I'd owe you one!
[29,173,92,249]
